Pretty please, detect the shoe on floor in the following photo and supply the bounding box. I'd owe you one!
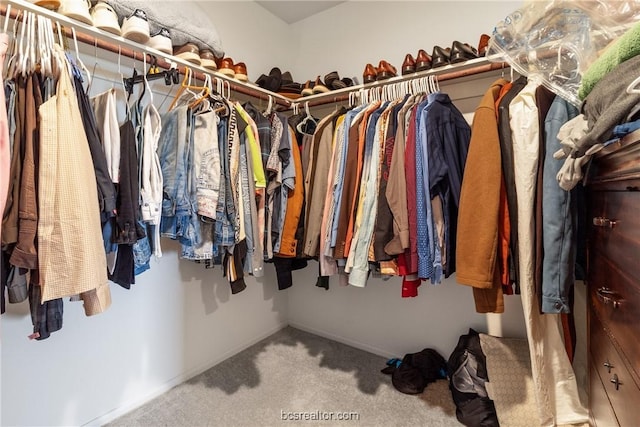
[121,8,150,44]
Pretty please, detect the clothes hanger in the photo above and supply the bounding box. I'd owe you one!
[168,67,210,111]
[86,38,99,95]
[626,75,640,94]
[2,3,10,34]
[296,101,317,133]
[71,28,91,88]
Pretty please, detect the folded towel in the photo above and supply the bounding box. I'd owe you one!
[578,21,640,100]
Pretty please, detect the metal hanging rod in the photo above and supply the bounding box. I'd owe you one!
[0,0,293,106]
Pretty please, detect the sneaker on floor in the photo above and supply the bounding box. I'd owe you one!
[173,42,201,66]
[148,28,172,55]
[91,2,120,36]
[58,0,93,25]
[121,9,150,44]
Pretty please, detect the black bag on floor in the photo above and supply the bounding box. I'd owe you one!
[447,329,499,427]
[383,348,447,395]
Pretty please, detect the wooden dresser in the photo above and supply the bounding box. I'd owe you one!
[586,129,640,427]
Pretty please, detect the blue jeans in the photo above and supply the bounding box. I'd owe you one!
[159,106,199,251]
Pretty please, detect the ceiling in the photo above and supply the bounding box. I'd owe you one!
[256,1,346,24]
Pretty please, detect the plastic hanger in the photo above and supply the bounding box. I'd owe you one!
[627,75,640,94]
[71,27,91,88]
[2,3,10,34]
[296,101,317,134]
[168,67,210,111]
[265,94,274,115]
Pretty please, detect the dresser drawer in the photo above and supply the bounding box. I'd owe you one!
[589,252,640,385]
[588,190,640,284]
[589,360,619,427]
[589,309,640,427]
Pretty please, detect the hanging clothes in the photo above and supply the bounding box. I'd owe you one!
[457,78,509,313]
[509,78,587,427]
[38,46,111,315]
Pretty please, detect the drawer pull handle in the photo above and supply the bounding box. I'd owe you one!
[603,361,614,373]
[610,374,622,391]
[597,287,622,309]
[593,217,617,228]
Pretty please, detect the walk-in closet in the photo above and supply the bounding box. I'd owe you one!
[2,1,639,426]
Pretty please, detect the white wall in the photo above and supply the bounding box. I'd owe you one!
[199,1,298,83]
[287,0,528,359]
[290,1,521,84]
[1,2,292,426]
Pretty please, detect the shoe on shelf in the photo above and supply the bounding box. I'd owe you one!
[363,63,377,84]
[280,82,303,100]
[199,49,218,71]
[121,8,150,44]
[324,71,341,89]
[147,28,172,55]
[431,46,451,68]
[478,34,490,57]
[341,77,355,87]
[58,0,93,25]
[30,0,60,10]
[449,41,478,64]
[173,42,201,65]
[234,62,248,82]
[301,80,315,96]
[281,71,294,86]
[402,53,416,75]
[91,2,120,35]
[416,49,432,72]
[312,76,329,94]
[218,58,235,78]
[376,60,397,81]
[256,67,283,92]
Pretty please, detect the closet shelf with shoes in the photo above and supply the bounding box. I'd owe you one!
[299,56,508,108]
[1,0,293,107]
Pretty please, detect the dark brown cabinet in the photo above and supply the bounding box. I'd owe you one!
[586,130,640,427]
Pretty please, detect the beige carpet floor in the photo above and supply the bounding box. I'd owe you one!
[107,327,460,427]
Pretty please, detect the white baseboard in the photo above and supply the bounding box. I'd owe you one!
[288,321,397,360]
[84,322,288,427]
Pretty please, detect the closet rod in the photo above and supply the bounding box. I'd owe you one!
[302,60,508,108]
[0,0,292,107]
